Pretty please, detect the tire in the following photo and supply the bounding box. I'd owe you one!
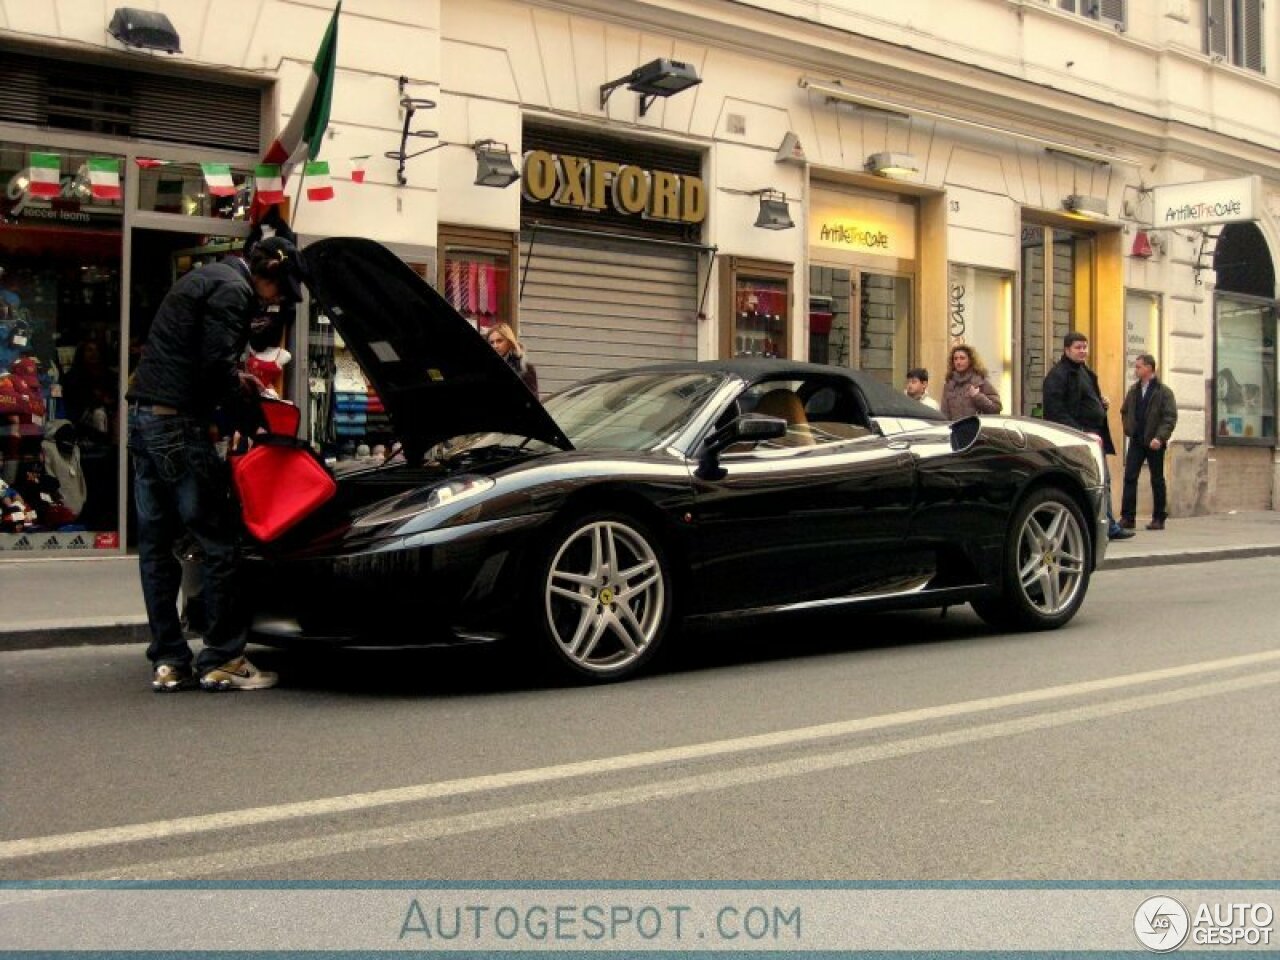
[971,487,1091,632]
[526,511,673,682]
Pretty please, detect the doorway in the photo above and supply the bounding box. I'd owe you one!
[809,264,912,388]
[1018,225,1095,415]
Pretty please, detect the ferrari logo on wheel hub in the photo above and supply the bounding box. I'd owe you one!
[599,587,615,606]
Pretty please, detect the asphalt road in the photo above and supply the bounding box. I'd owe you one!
[3,556,1278,881]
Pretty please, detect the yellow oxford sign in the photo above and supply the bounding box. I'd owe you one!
[522,150,706,224]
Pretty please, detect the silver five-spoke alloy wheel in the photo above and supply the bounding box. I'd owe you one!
[544,519,666,675]
[1015,499,1086,616]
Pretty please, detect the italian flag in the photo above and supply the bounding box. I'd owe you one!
[263,2,339,169]
[87,158,122,200]
[27,153,61,198]
[134,157,171,169]
[304,160,334,201]
[254,164,285,205]
[201,162,237,197]
[350,155,367,183]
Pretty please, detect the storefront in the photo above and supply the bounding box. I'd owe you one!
[516,123,709,395]
[0,48,263,557]
[802,185,918,387]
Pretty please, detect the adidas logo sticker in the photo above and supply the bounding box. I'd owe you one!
[69,534,88,548]
[44,535,61,549]
[13,536,32,550]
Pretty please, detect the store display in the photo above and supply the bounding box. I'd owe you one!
[733,280,787,358]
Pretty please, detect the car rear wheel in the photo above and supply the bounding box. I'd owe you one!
[972,488,1090,631]
[531,512,672,681]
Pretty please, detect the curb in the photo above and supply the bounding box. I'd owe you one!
[1098,544,1280,571]
[1,546,1277,653]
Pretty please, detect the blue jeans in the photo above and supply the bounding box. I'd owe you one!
[128,408,246,673]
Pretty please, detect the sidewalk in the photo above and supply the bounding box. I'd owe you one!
[1,511,1278,652]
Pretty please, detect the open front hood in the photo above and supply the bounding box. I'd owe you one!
[303,237,572,459]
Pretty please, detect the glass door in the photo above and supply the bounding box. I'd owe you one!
[808,264,911,388]
[1019,225,1094,416]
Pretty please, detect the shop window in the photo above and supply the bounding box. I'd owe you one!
[136,161,253,220]
[437,226,517,337]
[1124,290,1162,390]
[1,144,124,554]
[721,258,792,359]
[1206,0,1264,72]
[1057,0,1126,30]
[1214,296,1276,444]
[949,265,1014,405]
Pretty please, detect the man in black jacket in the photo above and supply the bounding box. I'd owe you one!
[127,237,305,692]
[1119,354,1178,530]
[1042,331,1134,541]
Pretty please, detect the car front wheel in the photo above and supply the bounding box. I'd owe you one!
[531,512,672,681]
[972,488,1091,631]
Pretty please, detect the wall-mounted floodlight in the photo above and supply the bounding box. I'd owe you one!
[600,58,701,116]
[1063,194,1109,219]
[473,140,520,188]
[866,151,919,178]
[108,7,181,53]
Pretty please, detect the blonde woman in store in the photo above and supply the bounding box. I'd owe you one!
[487,322,538,395]
[940,343,1002,419]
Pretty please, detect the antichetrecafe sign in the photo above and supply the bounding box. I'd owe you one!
[1150,176,1262,230]
[522,151,706,224]
[809,190,916,259]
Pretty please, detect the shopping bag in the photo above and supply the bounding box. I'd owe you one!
[230,436,336,542]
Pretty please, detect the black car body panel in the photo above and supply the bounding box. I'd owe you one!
[245,240,1108,674]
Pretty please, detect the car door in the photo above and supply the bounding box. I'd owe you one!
[686,421,916,617]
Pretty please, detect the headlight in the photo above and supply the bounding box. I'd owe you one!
[353,475,495,529]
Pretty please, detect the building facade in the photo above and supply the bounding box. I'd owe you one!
[1,0,1277,559]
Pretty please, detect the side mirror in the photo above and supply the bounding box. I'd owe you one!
[697,413,788,479]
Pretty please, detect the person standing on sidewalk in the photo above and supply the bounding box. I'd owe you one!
[1042,331,1135,541]
[127,237,306,692]
[1119,353,1178,531]
[940,345,1002,419]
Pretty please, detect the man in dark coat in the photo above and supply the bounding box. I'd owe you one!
[1042,331,1134,540]
[127,237,306,692]
[1119,354,1178,530]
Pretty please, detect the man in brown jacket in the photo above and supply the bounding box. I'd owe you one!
[1119,353,1178,530]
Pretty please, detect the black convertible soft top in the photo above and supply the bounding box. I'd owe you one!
[616,358,951,422]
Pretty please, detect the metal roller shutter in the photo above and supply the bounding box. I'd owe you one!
[518,232,700,396]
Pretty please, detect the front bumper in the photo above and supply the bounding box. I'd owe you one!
[245,514,545,647]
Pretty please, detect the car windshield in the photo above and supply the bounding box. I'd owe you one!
[545,371,724,450]
[446,371,724,457]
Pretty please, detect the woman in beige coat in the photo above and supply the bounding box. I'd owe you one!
[940,344,1002,419]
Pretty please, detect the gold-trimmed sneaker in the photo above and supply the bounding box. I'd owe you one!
[199,656,278,691]
[152,663,196,692]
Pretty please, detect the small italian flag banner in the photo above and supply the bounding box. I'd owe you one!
[350,155,368,183]
[200,162,237,197]
[27,153,61,198]
[304,160,334,201]
[134,157,171,169]
[254,163,285,204]
[87,158,122,201]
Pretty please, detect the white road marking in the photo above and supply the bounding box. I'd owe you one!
[3,649,1279,862]
[70,668,1280,879]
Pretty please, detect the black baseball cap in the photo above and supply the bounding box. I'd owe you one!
[251,236,305,302]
